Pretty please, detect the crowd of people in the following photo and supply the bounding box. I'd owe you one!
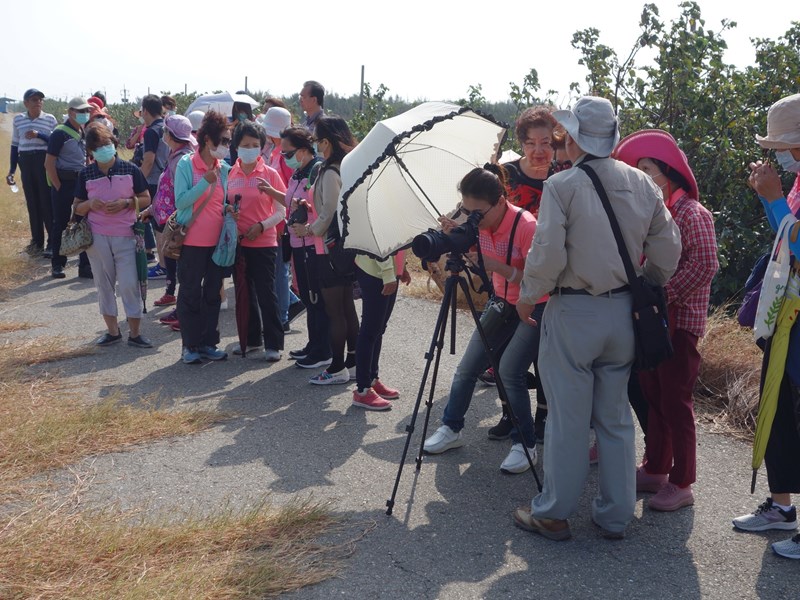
[6,82,799,558]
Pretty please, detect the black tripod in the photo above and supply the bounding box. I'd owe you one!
[386,252,542,516]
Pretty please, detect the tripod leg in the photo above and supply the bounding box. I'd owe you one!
[458,279,543,492]
[386,276,456,515]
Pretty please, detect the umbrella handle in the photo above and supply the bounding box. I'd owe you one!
[750,469,757,494]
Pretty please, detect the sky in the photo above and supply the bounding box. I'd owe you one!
[0,0,792,106]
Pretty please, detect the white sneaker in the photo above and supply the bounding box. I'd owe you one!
[348,366,356,381]
[232,343,263,355]
[309,367,350,385]
[264,349,282,362]
[220,298,229,310]
[500,443,538,474]
[423,425,465,454]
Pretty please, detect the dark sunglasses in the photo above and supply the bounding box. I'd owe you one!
[281,149,297,160]
[219,137,232,147]
[459,205,490,218]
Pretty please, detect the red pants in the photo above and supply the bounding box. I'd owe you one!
[640,328,701,487]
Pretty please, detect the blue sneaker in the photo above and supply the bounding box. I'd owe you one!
[199,345,227,361]
[147,264,167,279]
[182,347,202,364]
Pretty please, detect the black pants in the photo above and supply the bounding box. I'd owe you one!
[762,338,800,494]
[51,178,89,269]
[237,246,284,351]
[18,150,52,249]
[292,246,330,360]
[177,245,224,349]
[355,267,397,391]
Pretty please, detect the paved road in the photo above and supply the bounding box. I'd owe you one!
[1,261,794,600]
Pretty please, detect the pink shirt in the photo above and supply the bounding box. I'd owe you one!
[184,152,226,247]
[229,157,287,248]
[267,147,293,186]
[478,202,541,305]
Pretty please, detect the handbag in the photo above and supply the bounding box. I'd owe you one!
[163,177,217,260]
[754,213,796,341]
[578,163,673,371]
[737,252,770,328]
[212,200,238,268]
[151,166,176,226]
[60,210,93,256]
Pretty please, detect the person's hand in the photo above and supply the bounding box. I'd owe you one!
[89,198,105,212]
[256,177,273,195]
[750,162,784,201]
[25,130,38,140]
[105,199,129,214]
[465,252,503,273]
[516,301,538,327]
[245,223,262,241]
[399,268,411,285]
[6,174,15,186]
[382,281,398,296]
[291,223,309,237]
[438,215,458,234]
[290,197,308,211]
[747,160,764,191]
[203,169,218,184]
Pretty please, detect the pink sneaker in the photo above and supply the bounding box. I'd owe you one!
[648,482,694,512]
[371,378,399,400]
[352,388,392,411]
[636,466,668,493]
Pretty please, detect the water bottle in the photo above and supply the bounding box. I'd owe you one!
[10,183,19,193]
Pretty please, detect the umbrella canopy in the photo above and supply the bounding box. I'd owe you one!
[184,92,259,118]
[750,272,800,491]
[339,102,507,260]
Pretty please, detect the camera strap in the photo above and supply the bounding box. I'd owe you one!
[503,209,523,300]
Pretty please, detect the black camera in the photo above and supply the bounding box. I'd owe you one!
[287,202,308,226]
[411,210,483,261]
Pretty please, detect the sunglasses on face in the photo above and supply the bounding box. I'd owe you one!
[281,149,297,159]
[459,205,490,218]
[219,137,232,147]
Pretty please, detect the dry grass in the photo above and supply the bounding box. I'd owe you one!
[0,320,37,333]
[0,492,346,600]
[0,336,220,490]
[696,304,763,438]
[402,254,489,311]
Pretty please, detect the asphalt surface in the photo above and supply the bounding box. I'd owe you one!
[1,257,795,600]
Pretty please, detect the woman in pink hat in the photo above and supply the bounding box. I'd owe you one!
[613,129,719,512]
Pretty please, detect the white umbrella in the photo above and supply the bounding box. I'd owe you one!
[184,91,259,117]
[339,102,508,259]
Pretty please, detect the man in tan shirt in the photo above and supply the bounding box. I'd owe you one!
[512,96,681,540]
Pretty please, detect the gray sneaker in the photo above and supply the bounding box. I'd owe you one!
[423,425,464,454]
[732,498,798,532]
[772,534,800,559]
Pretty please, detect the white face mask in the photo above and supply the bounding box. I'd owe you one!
[210,144,228,160]
[238,147,260,165]
[775,150,800,173]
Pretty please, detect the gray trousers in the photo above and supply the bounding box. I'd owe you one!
[85,233,142,320]
[531,292,636,534]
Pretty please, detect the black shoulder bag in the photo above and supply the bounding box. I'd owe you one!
[578,163,673,370]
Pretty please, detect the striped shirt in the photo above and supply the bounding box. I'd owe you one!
[11,111,57,152]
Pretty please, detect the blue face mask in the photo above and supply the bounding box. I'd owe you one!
[237,113,249,123]
[237,147,261,165]
[285,154,301,170]
[775,150,800,173]
[75,112,90,125]
[92,144,116,163]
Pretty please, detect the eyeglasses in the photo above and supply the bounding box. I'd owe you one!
[459,205,491,218]
[281,149,297,159]
[219,137,232,147]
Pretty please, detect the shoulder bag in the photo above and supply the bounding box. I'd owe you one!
[478,209,523,336]
[60,206,93,257]
[578,163,673,370]
[163,176,217,260]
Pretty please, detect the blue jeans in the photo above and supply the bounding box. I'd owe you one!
[442,301,545,447]
[275,241,301,323]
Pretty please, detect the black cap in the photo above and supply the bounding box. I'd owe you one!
[23,88,45,101]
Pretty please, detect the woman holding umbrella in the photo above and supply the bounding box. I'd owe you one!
[73,122,152,348]
[733,93,800,560]
[291,116,359,384]
[228,121,287,360]
[280,126,330,368]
